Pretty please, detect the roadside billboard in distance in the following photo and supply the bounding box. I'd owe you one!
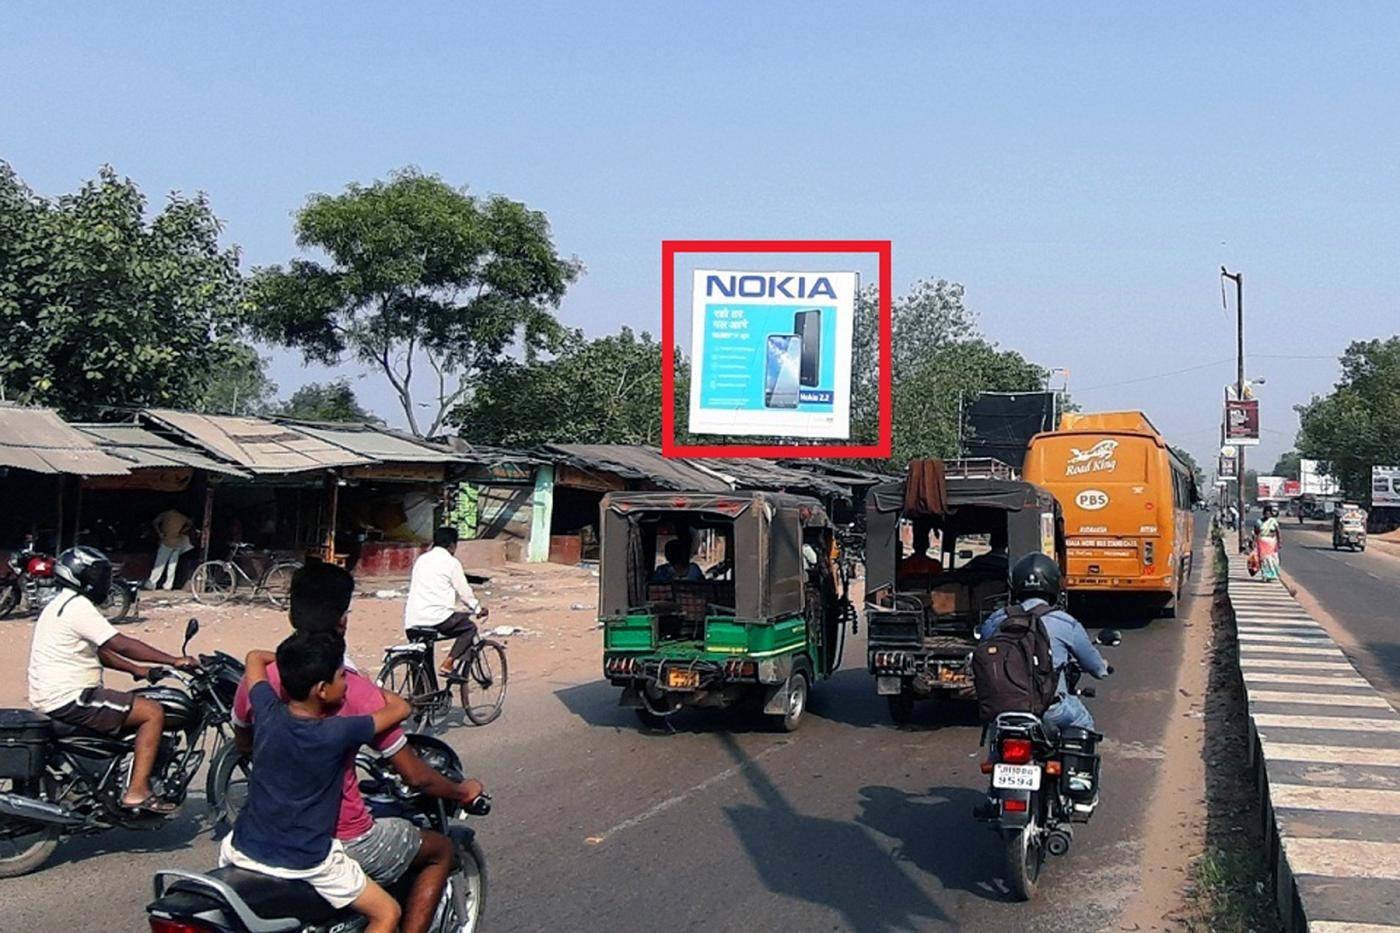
[1374,465,1400,507]
[687,269,856,439]
[1300,459,1340,496]
[1257,474,1286,501]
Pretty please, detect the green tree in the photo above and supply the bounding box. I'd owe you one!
[0,163,246,419]
[1295,336,1400,501]
[278,379,380,424]
[455,327,675,446]
[197,344,278,415]
[1270,451,1301,481]
[248,168,582,437]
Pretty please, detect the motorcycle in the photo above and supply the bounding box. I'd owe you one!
[0,536,138,623]
[146,733,490,933]
[974,629,1121,900]
[0,618,244,877]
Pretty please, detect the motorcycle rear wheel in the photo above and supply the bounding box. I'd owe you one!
[1003,820,1043,901]
[0,778,61,878]
[440,837,488,932]
[98,579,134,623]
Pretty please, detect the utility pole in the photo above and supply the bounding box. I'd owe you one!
[1221,267,1245,552]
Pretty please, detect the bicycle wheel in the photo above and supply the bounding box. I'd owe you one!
[262,562,298,608]
[377,655,434,732]
[459,640,508,726]
[189,561,237,606]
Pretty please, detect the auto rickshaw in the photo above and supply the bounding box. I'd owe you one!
[864,460,1066,723]
[1333,504,1367,551]
[598,490,850,731]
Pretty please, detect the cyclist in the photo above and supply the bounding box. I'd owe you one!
[404,527,489,678]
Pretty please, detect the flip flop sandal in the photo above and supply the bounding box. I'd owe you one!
[124,795,178,816]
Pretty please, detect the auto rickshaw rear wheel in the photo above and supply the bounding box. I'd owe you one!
[773,667,810,733]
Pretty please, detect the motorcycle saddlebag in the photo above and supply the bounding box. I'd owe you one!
[1056,726,1100,804]
[0,709,51,780]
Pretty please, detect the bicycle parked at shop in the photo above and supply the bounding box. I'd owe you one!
[187,542,301,608]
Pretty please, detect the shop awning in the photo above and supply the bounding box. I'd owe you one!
[286,421,468,464]
[142,409,373,474]
[75,423,250,477]
[0,406,132,476]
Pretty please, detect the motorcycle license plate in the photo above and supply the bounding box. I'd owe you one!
[666,669,700,689]
[993,764,1041,791]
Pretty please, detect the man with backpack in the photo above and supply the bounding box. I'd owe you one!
[975,552,1111,731]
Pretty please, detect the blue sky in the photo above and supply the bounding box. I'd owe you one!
[6,3,1399,472]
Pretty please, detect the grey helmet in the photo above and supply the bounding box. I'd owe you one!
[53,546,113,604]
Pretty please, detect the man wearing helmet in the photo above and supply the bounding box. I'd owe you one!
[978,552,1111,731]
[26,546,197,814]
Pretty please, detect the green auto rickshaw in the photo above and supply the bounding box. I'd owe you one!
[598,490,851,731]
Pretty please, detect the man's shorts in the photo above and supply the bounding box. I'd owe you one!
[219,836,367,909]
[342,817,422,884]
[46,686,134,734]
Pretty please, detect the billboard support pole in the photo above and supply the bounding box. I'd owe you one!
[1223,267,1245,552]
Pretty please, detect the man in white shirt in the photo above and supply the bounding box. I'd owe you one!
[29,547,196,813]
[404,528,488,677]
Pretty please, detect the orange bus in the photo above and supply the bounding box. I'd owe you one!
[1022,410,1196,615]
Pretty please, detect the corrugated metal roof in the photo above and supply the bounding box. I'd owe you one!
[0,406,132,476]
[142,409,372,474]
[692,458,851,500]
[285,421,466,464]
[74,423,250,477]
[541,444,731,492]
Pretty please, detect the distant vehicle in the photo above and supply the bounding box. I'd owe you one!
[1022,411,1196,617]
[1333,505,1367,552]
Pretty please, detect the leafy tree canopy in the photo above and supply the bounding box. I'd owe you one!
[278,379,380,424]
[0,163,246,419]
[197,344,277,416]
[1270,450,1301,481]
[248,168,582,437]
[1295,336,1400,502]
[454,327,675,446]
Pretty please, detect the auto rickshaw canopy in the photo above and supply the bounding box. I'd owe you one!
[598,490,833,621]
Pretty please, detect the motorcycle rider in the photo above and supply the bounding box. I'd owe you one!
[26,546,197,813]
[233,561,485,933]
[978,553,1111,732]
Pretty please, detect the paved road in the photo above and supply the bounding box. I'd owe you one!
[1278,521,1400,704]
[5,530,1205,932]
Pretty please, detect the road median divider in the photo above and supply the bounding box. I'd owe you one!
[1224,546,1400,932]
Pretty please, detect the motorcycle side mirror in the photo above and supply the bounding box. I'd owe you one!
[1096,629,1122,647]
[183,617,199,652]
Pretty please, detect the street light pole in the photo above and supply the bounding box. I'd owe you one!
[1222,267,1245,552]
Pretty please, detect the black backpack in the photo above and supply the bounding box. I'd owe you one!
[973,604,1059,722]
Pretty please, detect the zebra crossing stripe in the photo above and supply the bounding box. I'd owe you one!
[1257,742,1400,767]
[1310,922,1400,933]
[1271,783,1400,814]
[1284,838,1400,880]
[1249,691,1392,708]
[1254,714,1400,732]
[1244,673,1375,688]
[1240,659,1356,671]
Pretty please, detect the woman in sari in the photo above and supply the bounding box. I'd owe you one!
[1256,504,1282,581]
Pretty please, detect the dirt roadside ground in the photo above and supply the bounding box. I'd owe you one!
[0,560,605,709]
[1116,551,1216,931]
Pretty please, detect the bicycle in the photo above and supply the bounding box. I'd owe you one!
[377,622,509,730]
[188,543,301,608]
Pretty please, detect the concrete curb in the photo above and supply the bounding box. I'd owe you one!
[1224,546,1400,932]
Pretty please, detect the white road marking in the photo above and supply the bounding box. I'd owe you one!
[1239,635,1339,646]
[1239,645,1348,657]
[1311,923,1400,933]
[1244,673,1374,688]
[1249,691,1392,708]
[1285,838,1400,880]
[1255,714,1400,732]
[583,739,793,845]
[1272,783,1400,813]
[1259,742,1400,767]
[1241,659,1356,672]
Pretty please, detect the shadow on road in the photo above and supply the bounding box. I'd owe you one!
[35,806,212,873]
[717,733,951,931]
[856,784,1012,903]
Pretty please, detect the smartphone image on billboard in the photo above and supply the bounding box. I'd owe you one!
[793,308,821,387]
[764,334,802,409]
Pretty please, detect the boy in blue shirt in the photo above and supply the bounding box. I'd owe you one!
[223,632,410,933]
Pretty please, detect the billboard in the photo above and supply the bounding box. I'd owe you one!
[1224,398,1260,446]
[963,391,1057,469]
[1300,459,1340,497]
[1257,474,1287,500]
[687,269,856,439]
[1374,465,1400,507]
[1218,453,1237,478]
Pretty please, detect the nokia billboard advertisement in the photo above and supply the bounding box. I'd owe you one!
[687,269,856,439]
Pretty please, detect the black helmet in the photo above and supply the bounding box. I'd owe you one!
[53,546,113,603]
[1009,552,1061,602]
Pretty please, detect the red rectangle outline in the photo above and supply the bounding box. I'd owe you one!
[661,239,892,460]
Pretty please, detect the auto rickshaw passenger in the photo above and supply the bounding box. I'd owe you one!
[652,537,704,583]
[960,526,1009,578]
[898,521,943,587]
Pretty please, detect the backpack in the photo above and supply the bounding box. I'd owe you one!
[973,603,1059,722]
